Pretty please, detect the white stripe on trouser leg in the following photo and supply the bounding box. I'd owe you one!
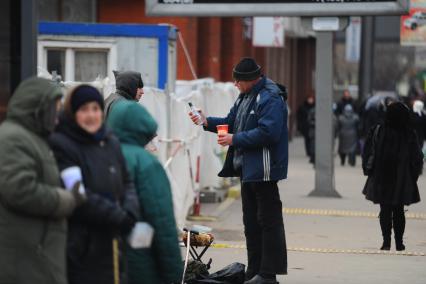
[263,148,267,181]
[266,149,270,181]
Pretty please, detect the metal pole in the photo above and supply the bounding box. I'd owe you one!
[359,16,375,102]
[21,0,37,80]
[309,31,341,198]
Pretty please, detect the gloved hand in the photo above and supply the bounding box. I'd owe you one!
[70,181,87,206]
[120,213,136,235]
[53,182,86,218]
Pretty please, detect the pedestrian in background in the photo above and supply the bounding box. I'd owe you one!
[335,89,355,115]
[362,102,423,251]
[0,77,85,284]
[104,70,145,118]
[189,57,288,284]
[296,95,315,157]
[306,106,316,165]
[107,100,183,284]
[336,104,360,166]
[412,100,426,149]
[49,85,140,284]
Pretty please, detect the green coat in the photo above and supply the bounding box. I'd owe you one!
[107,101,183,284]
[0,77,73,284]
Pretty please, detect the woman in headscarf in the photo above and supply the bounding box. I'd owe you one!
[337,104,360,166]
[49,85,140,284]
[107,100,183,284]
[362,102,423,251]
[0,77,84,284]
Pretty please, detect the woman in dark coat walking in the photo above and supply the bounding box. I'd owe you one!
[49,85,140,284]
[362,102,423,251]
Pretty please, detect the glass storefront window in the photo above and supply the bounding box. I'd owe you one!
[75,51,108,81]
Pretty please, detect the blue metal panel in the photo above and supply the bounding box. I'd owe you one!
[38,22,175,90]
[39,22,172,39]
[158,37,168,90]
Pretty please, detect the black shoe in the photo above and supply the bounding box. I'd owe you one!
[244,275,278,284]
[380,244,390,250]
[380,240,391,250]
[396,243,405,251]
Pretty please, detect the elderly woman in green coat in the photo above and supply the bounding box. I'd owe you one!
[107,100,183,284]
[0,77,84,284]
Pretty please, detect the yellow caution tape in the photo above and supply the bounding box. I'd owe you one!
[210,243,425,256]
[283,208,426,220]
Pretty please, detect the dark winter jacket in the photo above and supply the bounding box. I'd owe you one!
[49,115,140,284]
[205,76,288,182]
[362,123,423,206]
[0,77,76,284]
[106,100,183,284]
[296,100,314,137]
[104,71,143,118]
[335,97,355,115]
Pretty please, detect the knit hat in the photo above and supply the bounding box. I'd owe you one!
[232,57,262,81]
[70,85,104,113]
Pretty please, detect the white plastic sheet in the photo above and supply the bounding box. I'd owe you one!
[40,69,238,229]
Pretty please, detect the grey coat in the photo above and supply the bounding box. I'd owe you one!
[337,110,359,154]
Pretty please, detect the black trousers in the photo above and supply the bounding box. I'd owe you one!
[379,204,405,244]
[339,152,356,166]
[241,181,287,278]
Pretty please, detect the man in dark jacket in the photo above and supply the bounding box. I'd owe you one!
[0,77,85,284]
[189,58,288,284]
[335,89,355,115]
[296,96,315,157]
[104,70,144,118]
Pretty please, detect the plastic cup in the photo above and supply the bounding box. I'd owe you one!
[60,166,85,194]
[216,124,229,135]
[127,222,154,249]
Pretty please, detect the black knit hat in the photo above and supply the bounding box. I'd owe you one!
[71,85,104,113]
[233,57,262,81]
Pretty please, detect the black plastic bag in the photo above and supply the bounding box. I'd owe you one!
[190,262,245,284]
[185,260,210,283]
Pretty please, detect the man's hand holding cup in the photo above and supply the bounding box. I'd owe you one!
[217,125,232,146]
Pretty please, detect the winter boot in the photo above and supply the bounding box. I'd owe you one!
[393,205,406,251]
[379,207,392,250]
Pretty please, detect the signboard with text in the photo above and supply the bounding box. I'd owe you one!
[146,0,409,16]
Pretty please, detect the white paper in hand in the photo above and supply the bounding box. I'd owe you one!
[60,166,86,194]
[127,222,154,249]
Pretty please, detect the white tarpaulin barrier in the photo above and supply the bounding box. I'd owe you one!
[39,68,238,229]
[140,79,238,228]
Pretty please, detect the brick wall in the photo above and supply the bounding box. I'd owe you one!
[97,0,261,82]
[97,0,316,136]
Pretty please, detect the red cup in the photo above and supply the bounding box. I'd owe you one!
[216,125,229,135]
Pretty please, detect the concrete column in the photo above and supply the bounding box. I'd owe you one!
[359,16,375,102]
[21,0,37,81]
[309,31,341,198]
